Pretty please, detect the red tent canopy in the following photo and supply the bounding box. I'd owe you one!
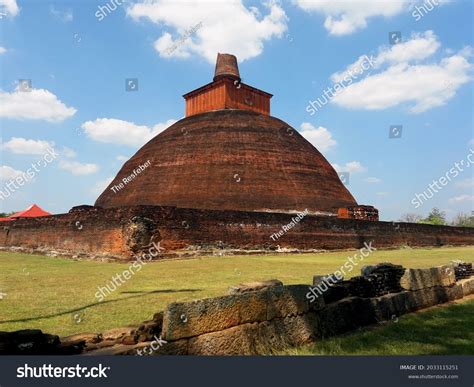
[0,204,51,221]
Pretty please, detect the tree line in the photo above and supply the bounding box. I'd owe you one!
[399,208,473,227]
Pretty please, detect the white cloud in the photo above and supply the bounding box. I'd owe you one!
[448,194,474,204]
[91,176,114,196]
[127,0,288,63]
[116,155,129,161]
[293,0,412,36]
[376,191,390,197]
[58,160,99,176]
[455,178,474,189]
[49,5,73,22]
[0,0,19,17]
[0,87,77,122]
[375,31,441,67]
[365,176,382,184]
[82,118,177,147]
[2,137,54,155]
[53,146,97,176]
[60,147,77,158]
[0,165,23,180]
[332,161,366,173]
[331,31,473,113]
[0,47,6,54]
[299,122,336,152]
[330,54,377,84]
[331,31,440,84]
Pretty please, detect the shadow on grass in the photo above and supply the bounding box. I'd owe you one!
[304,301,474,355]
[119,289,197,295]
[0,288,200,324]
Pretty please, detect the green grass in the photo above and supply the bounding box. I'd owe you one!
[280,298,474,355]
[0,246,472,337]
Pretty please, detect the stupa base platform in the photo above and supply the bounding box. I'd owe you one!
[0,205,473,260]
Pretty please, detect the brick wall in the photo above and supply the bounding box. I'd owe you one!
[1,205,473,259]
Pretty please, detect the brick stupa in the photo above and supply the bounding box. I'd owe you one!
[95,54,363,216]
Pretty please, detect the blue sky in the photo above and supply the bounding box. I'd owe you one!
[0,0,472,221]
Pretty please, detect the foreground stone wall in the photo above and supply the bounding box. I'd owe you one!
[1,205,473,259]
[0,263,472,355]
[150,264,473,355]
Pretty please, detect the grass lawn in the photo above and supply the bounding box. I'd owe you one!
[0,246,472,337]
[280,297,474,355]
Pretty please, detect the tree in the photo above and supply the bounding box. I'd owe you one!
[399,213,422,223]
[451,212,474,228]
[419,208,447,226]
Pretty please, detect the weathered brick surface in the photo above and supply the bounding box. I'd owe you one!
[400,265,456,291]
[1,205,473,259]
[95,110,357,214]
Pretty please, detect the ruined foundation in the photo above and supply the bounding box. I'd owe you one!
[0,205,473,259]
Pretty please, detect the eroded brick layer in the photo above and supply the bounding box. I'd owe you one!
[94,110,357,214]
[1,205,473,259]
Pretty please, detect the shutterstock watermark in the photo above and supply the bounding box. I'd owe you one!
[136,335,167,356]
[95,0,126,22]
[411,148,474,209]
[412,0,442,21]
[0,148,58,200]
[306,241,377,303]
[270,209,308,241]
[17,364,109,378]
[95,241,165,301]
[306,55,376,116]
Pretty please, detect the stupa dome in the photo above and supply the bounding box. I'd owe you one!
[95,109,357,213]
[95,53,358,214]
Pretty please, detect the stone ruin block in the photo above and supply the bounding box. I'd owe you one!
[186,313,320,356]
[162,285,324,341]
[162,293,256,341]
[266,285,323,320]
[441,282,464,301]
[313,273,343,286]
[187,323,259,355]
[0,329,60,355]
[400,265,456,291]
[458,276,474,297]
[452,261,474,280]
[317,297,376,338]
[370,291,413,322]
[228,279,283,294]
[406,284,463,311]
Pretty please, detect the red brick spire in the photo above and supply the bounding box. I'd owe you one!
[213,53,241,82]
[183,53,272,117]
